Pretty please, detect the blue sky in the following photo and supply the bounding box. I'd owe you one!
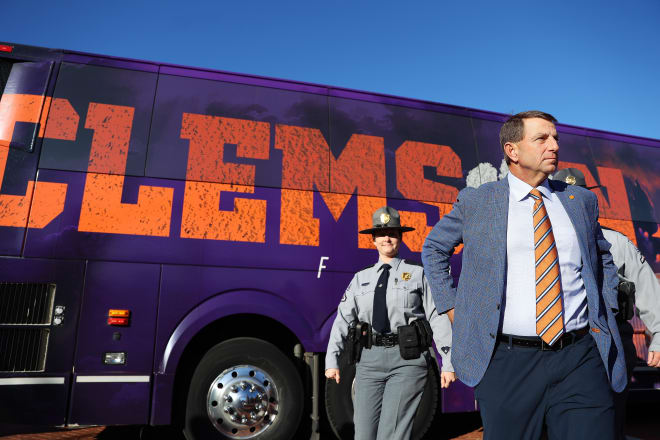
[2,0,660,140]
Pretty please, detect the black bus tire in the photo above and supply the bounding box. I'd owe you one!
[183,337,304,440]
[324,359,439,440]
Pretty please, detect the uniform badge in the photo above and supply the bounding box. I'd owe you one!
[565,175,577,185]
[402,272,411,281]
[441,346,450,354]
[380,212,391,225]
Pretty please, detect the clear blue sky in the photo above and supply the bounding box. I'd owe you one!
[3,0,660,140]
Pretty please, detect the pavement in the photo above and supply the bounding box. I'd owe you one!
[0,402,657,440]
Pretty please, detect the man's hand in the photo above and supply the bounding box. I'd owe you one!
[447,308,455,324]
[325,368,340,383]
[648,351,660,368]
[441,371,456,388]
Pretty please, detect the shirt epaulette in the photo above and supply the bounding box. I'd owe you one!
[358,263,376,272]
[403,259,423,267]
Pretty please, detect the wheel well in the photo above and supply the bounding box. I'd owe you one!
[171,313,305,427]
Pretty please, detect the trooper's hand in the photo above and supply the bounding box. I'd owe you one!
[441,371,456,388]
[325,368,341,383]
[648,351,660,368]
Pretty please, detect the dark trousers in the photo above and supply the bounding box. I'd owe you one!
[474,333,615,440]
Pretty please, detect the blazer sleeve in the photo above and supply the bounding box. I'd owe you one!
[422,189,468,313]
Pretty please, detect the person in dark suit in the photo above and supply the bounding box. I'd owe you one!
[422,110,626,440]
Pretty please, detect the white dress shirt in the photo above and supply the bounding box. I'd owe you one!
[502,172,588,336]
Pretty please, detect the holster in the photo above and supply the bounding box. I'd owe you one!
[345,321,370,365]
[357,322,372,350]
[617,279,636,321]
[412,319,434,348]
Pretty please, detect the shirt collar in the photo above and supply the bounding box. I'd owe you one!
[507,172,552,202]
[376,257,401,271]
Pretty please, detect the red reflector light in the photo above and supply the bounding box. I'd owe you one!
[107,317,130,326]
[0,45,13,53]
[107,309,131,326]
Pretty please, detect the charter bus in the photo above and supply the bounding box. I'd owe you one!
[0,41,658,439]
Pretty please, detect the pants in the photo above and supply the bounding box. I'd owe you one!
[613,320,638,440]
[353,345,428,440]
[475,333,615,440]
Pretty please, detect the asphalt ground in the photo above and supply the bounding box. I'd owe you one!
[0,402,658,440]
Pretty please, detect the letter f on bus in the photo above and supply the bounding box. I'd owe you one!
[317,256,329,278]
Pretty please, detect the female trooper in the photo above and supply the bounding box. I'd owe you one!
[325,206,456,440]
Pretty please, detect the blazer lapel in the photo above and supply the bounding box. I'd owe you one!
[491,178,509,253]
[488,178,509,297]
[551,181,592,262]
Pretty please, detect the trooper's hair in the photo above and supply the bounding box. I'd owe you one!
[500,111,557,164]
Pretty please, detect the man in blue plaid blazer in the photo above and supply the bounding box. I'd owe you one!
[422,111,625,440]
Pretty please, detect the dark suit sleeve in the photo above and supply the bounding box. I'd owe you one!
[592,196,619,313]
[422,189,468,313]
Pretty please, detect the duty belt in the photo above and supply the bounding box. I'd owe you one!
[372,333,399,347]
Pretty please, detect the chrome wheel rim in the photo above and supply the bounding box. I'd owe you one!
[207,365,279,438]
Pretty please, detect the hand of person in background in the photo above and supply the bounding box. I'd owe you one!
[441,371,456,388]
[648,351,660,368]
[325,368,340,383]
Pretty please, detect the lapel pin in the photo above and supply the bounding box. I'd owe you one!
[569,195,575,199]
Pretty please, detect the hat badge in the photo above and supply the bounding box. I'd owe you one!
[380,213,391,225]
[565,175,577,185]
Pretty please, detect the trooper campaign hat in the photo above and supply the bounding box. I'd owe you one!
[552,168,601,189]
[359,206,415,235]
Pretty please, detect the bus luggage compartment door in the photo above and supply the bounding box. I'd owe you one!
[0,257,85,425]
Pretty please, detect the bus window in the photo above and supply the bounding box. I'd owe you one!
[0,60,52,151]
[0,57,16,98]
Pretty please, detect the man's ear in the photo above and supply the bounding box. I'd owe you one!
[504,142,518,163]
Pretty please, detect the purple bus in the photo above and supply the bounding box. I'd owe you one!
[0,41,659,439]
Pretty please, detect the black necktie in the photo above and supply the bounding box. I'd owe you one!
[372,264,391,334]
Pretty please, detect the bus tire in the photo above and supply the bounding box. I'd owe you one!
[324,358,439,440]
[183,337,304,440]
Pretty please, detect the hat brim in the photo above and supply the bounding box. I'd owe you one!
[359,226,416,234]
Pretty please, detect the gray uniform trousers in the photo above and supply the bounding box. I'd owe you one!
[353,345,428,440]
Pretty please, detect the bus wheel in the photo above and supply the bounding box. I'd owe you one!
[183,337,304,440]
[324,358,439,440]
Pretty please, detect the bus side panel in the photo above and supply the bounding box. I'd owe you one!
[146,72,330,188]
[68,261,160,425]
[0,61,52,255]
[23,170,358,272]
[155,264,348,366]
[0,257,85,424]
[151,264,352,425]
[39,62,157,177]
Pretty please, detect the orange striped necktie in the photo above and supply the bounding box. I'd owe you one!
[529,189,565,345]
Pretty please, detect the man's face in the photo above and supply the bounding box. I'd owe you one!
[511,117,559,176]
[373,229,401,259]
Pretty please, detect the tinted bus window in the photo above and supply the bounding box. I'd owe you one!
[0,57,16,98]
